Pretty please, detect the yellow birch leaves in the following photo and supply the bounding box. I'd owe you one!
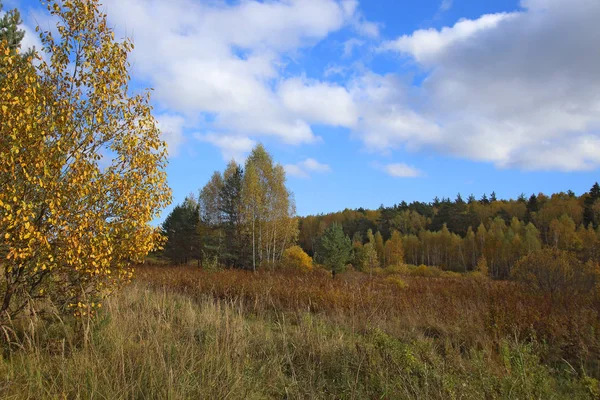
[0,0,171,320]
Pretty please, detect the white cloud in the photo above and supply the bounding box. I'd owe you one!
[341,0,381,38]
[156,114,186,157]
[381,13,515,64]
[99,0,376,154]
[343,38,365,57]
[373,0,600,171]
[347,72,442,152]
[381,163,423,178]
[278,78,358,127]
[195,133,256,162]
[285,158,332,178]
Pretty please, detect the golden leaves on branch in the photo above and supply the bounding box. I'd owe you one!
[0,0,171,321]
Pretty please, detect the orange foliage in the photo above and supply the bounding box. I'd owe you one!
[136,265,600,372]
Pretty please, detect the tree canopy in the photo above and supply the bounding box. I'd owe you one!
[0,0,171,321]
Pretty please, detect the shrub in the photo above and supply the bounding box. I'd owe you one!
[411,265,442,278]
[281,246,313,272]
[511,248,600,295]
[475,256,489,276]
[0,0,170,322]
[386,264,410,275]
[385,275,409,290]
[470,256,490,280]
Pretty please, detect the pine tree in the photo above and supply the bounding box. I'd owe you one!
[219,161,244,268]
[319,223,351,276]
[162,197,201,265]
[583,182,600,228]
[525,194,538,224]
[199,172,224,263]
[0,2,26,51]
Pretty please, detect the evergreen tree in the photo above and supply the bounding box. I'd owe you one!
[525,194,538,224]
[0,2,26,51]
[319,223,352,276]
[583,182,600,228]
[219,161,245,268]
[490,191,497,202]
[162,197,201,265]
[199,172,224,263]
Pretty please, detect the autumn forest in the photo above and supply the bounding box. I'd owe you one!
[1,0,600,399]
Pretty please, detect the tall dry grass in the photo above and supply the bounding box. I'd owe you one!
[0,266,598,399]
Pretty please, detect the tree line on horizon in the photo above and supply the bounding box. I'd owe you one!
[298,183,600,278]
[160,137,600,281]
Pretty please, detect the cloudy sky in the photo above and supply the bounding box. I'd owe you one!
[10,0,600,216]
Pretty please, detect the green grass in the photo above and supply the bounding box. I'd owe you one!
[1,274,598,399]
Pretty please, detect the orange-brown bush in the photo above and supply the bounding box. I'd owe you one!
[137,265,600,377]
[512,248,600,296]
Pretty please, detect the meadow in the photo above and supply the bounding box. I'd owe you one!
[1,265,599,399]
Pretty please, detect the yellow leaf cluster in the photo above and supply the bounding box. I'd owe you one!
[281,246,313,273]
[0,0,171,321]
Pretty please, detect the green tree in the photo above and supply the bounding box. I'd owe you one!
[162,197,201,265]
[199,172,224,264]
[0,1,26,51]
[584,182,600,228]
[319,223,351,276]
[219,161,244,268]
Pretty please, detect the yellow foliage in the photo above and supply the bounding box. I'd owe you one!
[474,256,489,278]
[512,248,600,294]
[281,246,313,272]
[0,0,171,321]
[411,265,439,277]
[385,275,408,290]
[386,264,410,275]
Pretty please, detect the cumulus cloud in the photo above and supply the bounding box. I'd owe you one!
[278,78,358,127]
[380,163,423,178]
[284,158,332,178]
[195,133,256,162]
[381,13,515,64]
[99,0,376,154]
[156,114,186,156]
[375,0,600,171]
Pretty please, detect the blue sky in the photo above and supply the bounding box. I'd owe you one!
[10,0,600,217]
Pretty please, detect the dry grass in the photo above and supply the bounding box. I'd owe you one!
[0,266,598,399]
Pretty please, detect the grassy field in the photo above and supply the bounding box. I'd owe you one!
[1,266,599,399]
